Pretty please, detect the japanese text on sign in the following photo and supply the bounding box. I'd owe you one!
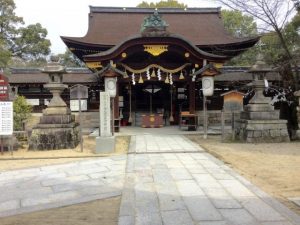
[0,101,13,135]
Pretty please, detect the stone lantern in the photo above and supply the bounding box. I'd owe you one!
[235,55,290,142]
[29,56,80,150]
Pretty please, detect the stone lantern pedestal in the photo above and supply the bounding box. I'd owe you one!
[294,90,300,140]
[235,56,290,142]
[29,57,80,150]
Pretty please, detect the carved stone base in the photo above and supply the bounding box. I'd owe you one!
[29,125,80,150]
[295,129,300,140]
[235,119,290,143]
[95,136,115,154]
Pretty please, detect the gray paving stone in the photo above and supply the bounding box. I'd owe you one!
[118,215,135,225]
[153,168,173,183]
[219,180,256,198]
[170,168,193,180]
[193,173,222,188]
[203,187,242,209]
[176,180,205,197]
[0,187,53,202]
[155,182,185,211]
[162,153,178,160]
[165,160,184,168]
[190,153,210,160]
[197,160,220,168]
[176,180,222,221]
[220,209,259,225]
[182,195,223,221]
[0,199,20,211]
[211,173,235,180]
[136,213,163,225]
[186,166,207,174]
[260,222,294,225]
[51,179,105,193]
[21,191,81,207]
[66,166,109,176]
[240,197,285,221]
[161,210,194,225]
[135,182,160,215]
[119,189,135,216]
[41,174,89,186]
[196,221,228,225]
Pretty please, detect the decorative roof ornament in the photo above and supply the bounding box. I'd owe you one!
[141,11,169,37]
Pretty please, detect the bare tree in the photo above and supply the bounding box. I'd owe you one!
[215,0,298,88]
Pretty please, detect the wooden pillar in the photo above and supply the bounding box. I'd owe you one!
[114,83,119,119]
[189,78,195,114]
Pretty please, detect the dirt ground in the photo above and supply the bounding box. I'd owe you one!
[187,135,300,215]
[0,135,130,171]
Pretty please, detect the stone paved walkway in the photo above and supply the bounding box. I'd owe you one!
[0,155,126,217]
[119,134,300,225]
[0,134,299,225]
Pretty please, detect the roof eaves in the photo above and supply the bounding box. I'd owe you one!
[84,34,227,61]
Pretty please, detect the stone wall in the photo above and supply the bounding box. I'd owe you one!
[235,119,290,143]
[196,110,241,125]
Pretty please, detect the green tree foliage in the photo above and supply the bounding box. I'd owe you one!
[221,10,258,66]
[57,49,85,67]
[137,0,187,8]
[0,0,23,44]
[13,95,32,131]
[0,39,11,68]
[12,23,51,60]
[0,0,51,68]
[222,10,257,38]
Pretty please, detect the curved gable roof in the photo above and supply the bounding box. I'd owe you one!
[63,7,256,46]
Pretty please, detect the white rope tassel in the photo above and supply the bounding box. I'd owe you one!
[157,69,161,81]
[146,68,150,80]
[132,73,136,85]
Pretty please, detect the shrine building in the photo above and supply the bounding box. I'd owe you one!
[11,7,261,130]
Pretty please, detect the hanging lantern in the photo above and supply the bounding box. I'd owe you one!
[165,74,170,84]
[151,69,156,78]
[179,70,184,80]
[138,74,144,83]
[202,75,214,96]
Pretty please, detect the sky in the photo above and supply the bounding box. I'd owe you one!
[14,0,219,54]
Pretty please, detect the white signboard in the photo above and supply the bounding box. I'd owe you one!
[100,92,111,137]
[0,101,13,135]
[70,100,87,112]
[26,99,40,106]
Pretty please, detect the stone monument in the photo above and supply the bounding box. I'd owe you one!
[235,55,290,142]
[294,90,300,140]
[95,77,117,153]
[29,56,80,150]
